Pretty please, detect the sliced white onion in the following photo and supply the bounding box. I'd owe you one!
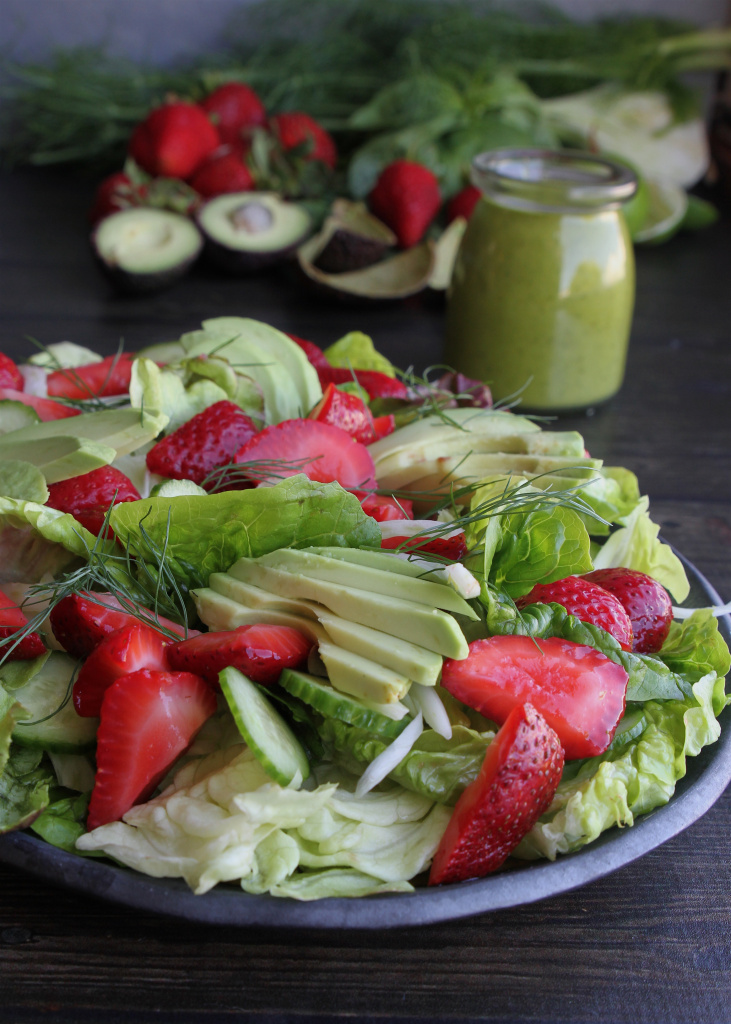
[672,601,731,620]
[378,519,464,540]
[355,712,423,798]
[442,562,481,600]
[18,364,48,396]
[408,683,452,740]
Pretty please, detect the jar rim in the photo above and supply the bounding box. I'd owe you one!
[471,148,637,213]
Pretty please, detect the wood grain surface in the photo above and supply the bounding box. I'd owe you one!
[0,169,729,1024]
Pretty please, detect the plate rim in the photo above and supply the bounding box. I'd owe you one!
[1,553,729,930]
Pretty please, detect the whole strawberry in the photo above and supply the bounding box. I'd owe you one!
[447,185,481,223]
[189,150,255,197]
[146,400,258,486]
[516,574,634,651]
[0,352,24,390]
[270,112,337,170]
[200,82,267,144]
[583,567,673,653]
[129,101,220,179]
[368,160,441,248]
[46,466,141,536]
[88,172,148,225]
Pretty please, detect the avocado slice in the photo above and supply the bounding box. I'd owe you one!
[92,208,203,293]
[196,192,312,272]
[0,435,116,484]
[2,406,169,460]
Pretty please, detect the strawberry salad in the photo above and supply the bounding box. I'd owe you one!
[0,319,728,901]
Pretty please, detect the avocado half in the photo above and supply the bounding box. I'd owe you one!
[92,207,203,292]
[196,192,313,273]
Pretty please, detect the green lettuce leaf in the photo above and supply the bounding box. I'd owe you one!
[323,331,396,376]
[30,791,91,853]
[0,744,53,833]
[320,720,494,805]
[109,476,381,590]
[515,671,726,860]
[592,495,689,602]
[0,683,30,777]
[130,358,230,433]
[660,609,731,690]
[0,497,109,585]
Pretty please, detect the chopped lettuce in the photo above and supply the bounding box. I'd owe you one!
[109,476,381,590]
[0,745,53,834]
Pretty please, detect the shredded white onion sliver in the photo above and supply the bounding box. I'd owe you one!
[378,519,464,540]
[354,712,424,798]
[443,562,481,600]
[18,364,48,397]
[409,684,452,740]
[672,601,731,620]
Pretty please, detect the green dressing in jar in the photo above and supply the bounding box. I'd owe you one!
[446,149,637,412]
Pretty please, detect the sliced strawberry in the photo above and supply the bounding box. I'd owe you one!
[317,366,408,401]
[441,635,628,760]
[308,382,376,445]
[46,465,141,537]
[582,567,673,654]
[516,575,634,651]
[285,333,331,371]
[73,621,170,717]
[0,353,25,391]
[0,588,46,660]
[50,591,195,660]
[371,414,396,441]
[234,418,376,489]
[189,149,255,197]
[379,520,467,559]
[167,623,313,687]
[200,83,267,144]
[0,388,79,420]
[146,400,258,486]
[428,703,564,885]
[46,353,136,400]
[87,668,216,830]
[351,490,413,523]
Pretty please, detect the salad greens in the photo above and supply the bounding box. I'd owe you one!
[0,320,728,902]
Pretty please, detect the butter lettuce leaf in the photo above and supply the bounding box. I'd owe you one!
[592,495,689,602]
[660,609,731,690]
[323,331,396,376]
[0,745,53,833]
[109,476,381,590]
[515,671,726,860]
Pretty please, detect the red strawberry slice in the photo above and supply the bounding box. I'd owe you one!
[73,621,170,717]
[0,353,25,391]
[189,150,255,197]
[371,414,396,441]
[441,635,628,760]
[234,418,376,489]
[167,623,313,687]
[0,388,79,420]
[146,400,258,487]
[308,382,376,445]
[379,519,467,559]
[46,353,136,400]
[0,588,46,660]
[368,159,441,248]
[351,490,413,523]
[46,465,141,537]
[429,702,564,885]
[317,366,408,401]
[50,591,196,660]
[86,668,216,830]
[582,567,673,654]
[516,575,633,651]
[200,83,267,144]
[285,334,330,371]
[129,101,220,179]
[270,112,337,169]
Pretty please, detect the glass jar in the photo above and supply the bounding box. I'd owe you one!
[445,149,637,413]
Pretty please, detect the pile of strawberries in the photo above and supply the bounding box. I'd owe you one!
[90,83,338,224]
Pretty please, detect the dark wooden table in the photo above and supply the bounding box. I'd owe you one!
[1,169,730,1024]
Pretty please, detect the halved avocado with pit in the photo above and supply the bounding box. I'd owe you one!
[196,192,313,273]
[92,208,203,292]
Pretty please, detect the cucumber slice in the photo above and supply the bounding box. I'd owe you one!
[219,666,310,786]
[279,669,409,739]
[11,652,98,753]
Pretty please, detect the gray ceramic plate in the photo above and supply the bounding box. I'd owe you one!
[1,554,729,929]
